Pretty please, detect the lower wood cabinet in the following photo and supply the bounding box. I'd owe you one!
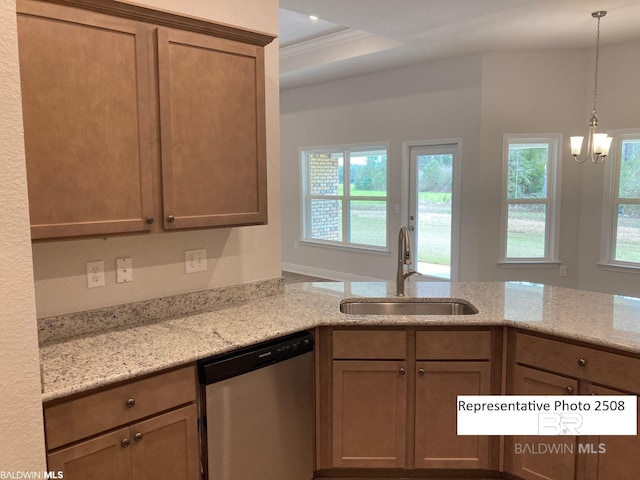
[44,366,199,480]
[506,331,640,480]
[319,327,499,474]
[415,361,491,469]
[506,365,578,480]
[332,360,407,468]
[319,327,640,480]
[48,405,198,480]
[581,384,640,480]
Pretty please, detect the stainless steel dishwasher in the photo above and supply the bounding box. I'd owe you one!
[198,331,314,480]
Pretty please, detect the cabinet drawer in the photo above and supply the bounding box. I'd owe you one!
[45,366,196,450]
[333,330,406,359]
[416,330,491,360]
[515,333,640,393]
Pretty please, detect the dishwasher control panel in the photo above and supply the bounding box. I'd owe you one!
[198,330,314,384]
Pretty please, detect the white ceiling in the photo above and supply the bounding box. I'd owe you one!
[279,0,640,90]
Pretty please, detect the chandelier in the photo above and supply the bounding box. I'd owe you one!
[570,11,612,164]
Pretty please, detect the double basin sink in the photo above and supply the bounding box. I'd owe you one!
[339,297,478,316]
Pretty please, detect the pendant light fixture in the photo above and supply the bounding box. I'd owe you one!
[570,10,612,164]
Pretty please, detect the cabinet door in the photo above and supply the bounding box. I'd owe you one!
[47,427,131,480]
[415,361,491,469]
[582,385,640,480]
[157,27,267,230]
[332,360,407,468]
[507,365,578,480]
[130,405,199,480]
[17,0,155,239]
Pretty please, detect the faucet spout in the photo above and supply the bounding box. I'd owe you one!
[396,225,419,296]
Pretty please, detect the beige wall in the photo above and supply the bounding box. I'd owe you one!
[32,0,281,318]
[0,0,46,471]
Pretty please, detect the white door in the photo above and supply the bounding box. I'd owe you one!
[408,142,461,280]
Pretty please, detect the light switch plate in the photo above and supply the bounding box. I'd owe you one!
[116,257,133,283]
[185,249,207,273]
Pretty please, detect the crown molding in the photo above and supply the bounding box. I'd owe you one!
[280,28,371,58]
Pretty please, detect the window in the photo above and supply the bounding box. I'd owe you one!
[500,134,561,262]
[301,145,388,249]
[602,131,640,269]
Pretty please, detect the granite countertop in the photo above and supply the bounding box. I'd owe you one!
[39,280,640,402]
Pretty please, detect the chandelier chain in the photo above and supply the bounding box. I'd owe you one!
[592,14,602,118]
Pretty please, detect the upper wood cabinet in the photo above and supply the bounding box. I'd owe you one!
[17,0,274,240]
[17,1,155,239]
[157,28,267,230]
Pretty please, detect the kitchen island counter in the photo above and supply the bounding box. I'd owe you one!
[39,280,640,402]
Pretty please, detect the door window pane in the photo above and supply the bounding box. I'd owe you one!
[416,154,452,278]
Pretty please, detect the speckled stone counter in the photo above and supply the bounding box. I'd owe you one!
[39,280,640,402]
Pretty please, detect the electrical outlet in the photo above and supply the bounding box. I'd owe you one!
[116,257,133,283]
[559,264,567,277]
[185,249,207,274]
[86,260,105,288]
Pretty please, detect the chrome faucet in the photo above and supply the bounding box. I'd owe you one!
[396,225,420,296]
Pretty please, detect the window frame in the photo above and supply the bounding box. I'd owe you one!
[499,133,562,265]
[600,128,640,272]
[300,143,389,252]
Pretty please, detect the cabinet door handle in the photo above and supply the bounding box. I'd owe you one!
[125,398,136,408]
[167,215,175,223]
[577,358,587,367]
[399,367,406,375]
[418,368,425,376]
[565,386,574,394]
[145,216,154,225]
[134,432,143,442]
[121,438,130,448]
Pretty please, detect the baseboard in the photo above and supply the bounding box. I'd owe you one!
[282,262,384,282]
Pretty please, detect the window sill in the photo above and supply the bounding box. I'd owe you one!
[298,239,390,255]
[598,263,640,274]
[497,261,561,269]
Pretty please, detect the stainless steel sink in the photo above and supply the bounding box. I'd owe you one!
[339,298,478,315]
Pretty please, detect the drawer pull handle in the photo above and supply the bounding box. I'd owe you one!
[167,215,175,223]
[134,432,143,442]
[418,368,425,376]
[121,438,130,448]
[565,386,574,394]
[577,358,587,367]
[126,398,136,408]
[399,367,406,375]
